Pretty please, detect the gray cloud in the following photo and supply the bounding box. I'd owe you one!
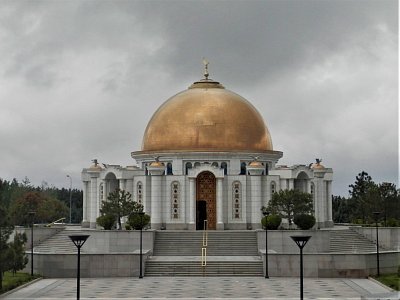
[0,0,397,195]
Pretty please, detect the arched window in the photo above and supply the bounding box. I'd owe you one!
[232,181,242,219]
[240,162,246,175]
[221,162,227,175]
[166,162,173,175]
[137,181,143,204]
[194,162,200,168]
[171,181,180,219]
[271,181,276,198]
[185,162,192,175]
[211,162,219,168]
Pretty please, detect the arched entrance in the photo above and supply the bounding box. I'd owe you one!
[196,171,216,230]
[294,171,309,193]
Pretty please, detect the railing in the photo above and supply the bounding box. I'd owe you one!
[201,220,208,276]
[45,217,66,227]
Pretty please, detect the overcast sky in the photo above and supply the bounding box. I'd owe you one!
[0,0,398,196]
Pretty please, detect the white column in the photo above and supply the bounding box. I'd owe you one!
[181,180,186,223]
[151,176,162,227]
[216,178,223,229]
[82,181,88,223]
[327,181,333,222]
[250,176,262,226]
[189,178,195,228]
[316,177,324,226]
[90,177,98,228]
[119,179,126,191]
[288,179,294,190]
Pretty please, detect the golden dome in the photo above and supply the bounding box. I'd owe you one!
[311,159,325,170]
[88,159,102,171]
[141,79,273,152]
[249,161,263,167]
[311,163,325,170]
[149,161,164,167]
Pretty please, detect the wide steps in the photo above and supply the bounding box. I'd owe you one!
[153,231,258,256]
[33,230,84,253]
[329,229,379,253]
[145,261,263,276]
[148,231,262,276]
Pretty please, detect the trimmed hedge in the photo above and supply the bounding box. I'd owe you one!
[127,213,150,230]
[261,214,282,230]
[294,214,316,230]
[96,214,116,230]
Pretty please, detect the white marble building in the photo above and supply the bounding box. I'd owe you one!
[82,74,333,230]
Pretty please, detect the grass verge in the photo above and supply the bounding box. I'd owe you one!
[373,273,400,291]
[1,272,40,294]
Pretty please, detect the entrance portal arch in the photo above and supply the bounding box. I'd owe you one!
[196,171,216,230]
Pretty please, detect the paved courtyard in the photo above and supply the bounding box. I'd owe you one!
[3,277,398,299]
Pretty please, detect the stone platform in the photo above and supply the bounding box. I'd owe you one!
[3,277,398,299]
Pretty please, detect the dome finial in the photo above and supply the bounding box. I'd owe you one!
[202,58,209,79]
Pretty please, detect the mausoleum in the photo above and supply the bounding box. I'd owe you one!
[82,69,333,230]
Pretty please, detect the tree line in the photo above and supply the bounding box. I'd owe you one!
[333,171,399,226]
[0,177,83,226]
[0,177,83,284]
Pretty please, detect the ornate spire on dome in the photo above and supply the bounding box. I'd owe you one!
[203,58,209,80]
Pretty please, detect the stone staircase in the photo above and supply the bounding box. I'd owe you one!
[33,229,85,253]
[329,229,379,253]
[146,231,263,276]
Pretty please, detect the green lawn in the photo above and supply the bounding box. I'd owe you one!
[1,272,40,294]
[373,273,400,291]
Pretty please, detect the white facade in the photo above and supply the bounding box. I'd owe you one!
[82,155,333,230]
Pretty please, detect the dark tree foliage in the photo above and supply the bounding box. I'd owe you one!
[99,189,139,230]
[6,232,28,275]
[96,214,116,230]
[294,214,316,230]
[378,182,399,226]
[127,200,150,230]
[9,191,68,226]
[349,171,375,223]
[261,214,282,230]
[0,205,14,289]
[267,189,313,225]
[0,177,83,225]
[333,172,399,226]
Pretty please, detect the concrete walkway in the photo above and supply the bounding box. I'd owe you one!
[3,277,398,299]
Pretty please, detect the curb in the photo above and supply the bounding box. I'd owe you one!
[0,277,42,297]
[368,276,395,292]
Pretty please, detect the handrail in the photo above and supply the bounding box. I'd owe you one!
[45,217,66,227]
[201,220,208,269]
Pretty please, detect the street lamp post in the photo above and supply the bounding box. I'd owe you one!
[67,175,72,224]
[28,211,36,276]
[373,211,381,276]
[291,236,311,300]
[139,211,145,279]
[69,235,90,300]
[262,210,270,278]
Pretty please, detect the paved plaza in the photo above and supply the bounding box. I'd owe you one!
[2,277,398,300]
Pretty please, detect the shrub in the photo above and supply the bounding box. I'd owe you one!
[127,213,150,230]
[261,214,282,230]
[125,224,131,230]
[96,214,116,230]
[387,218,399,227]
[294,214,316,230]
